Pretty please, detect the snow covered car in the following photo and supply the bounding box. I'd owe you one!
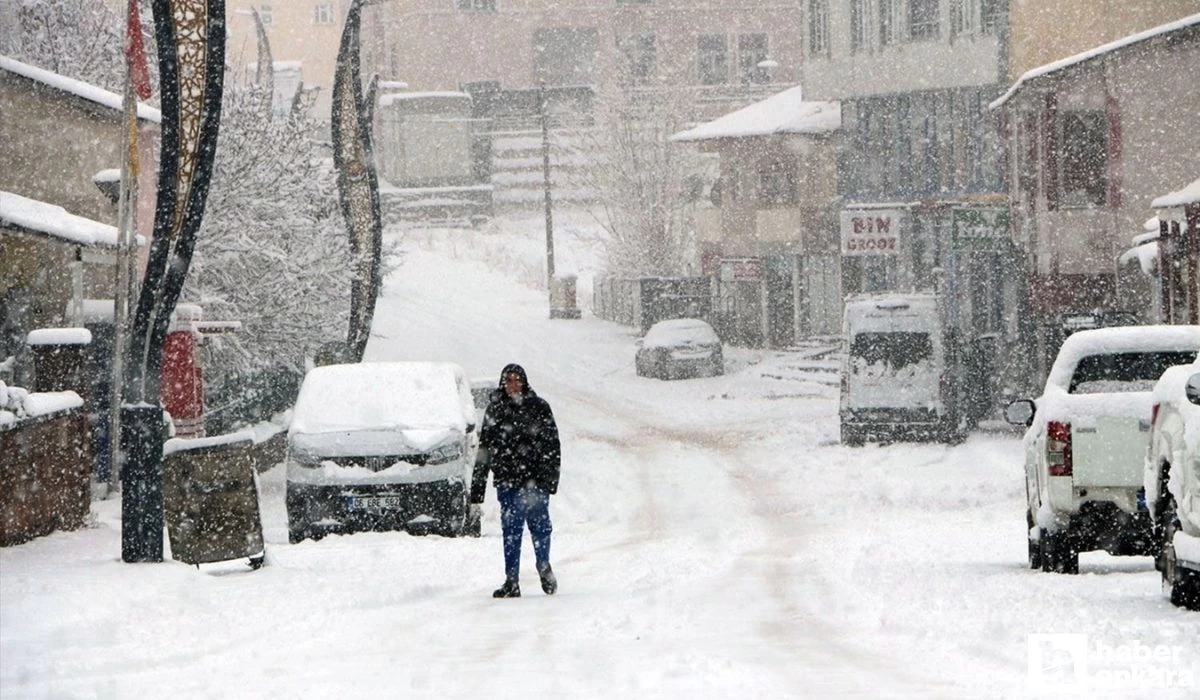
[285,361,481,543]
[1005,325,1200,574]
[1144,360,1200,610]
[635,318,723,380]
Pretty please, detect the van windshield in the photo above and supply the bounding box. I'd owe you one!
[1069,351,1198,394]
[850,332,933,371]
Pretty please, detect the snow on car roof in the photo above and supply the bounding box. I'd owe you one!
[1152,360,1200,404]
[290,361,468,435]
[643,318,719,348]
[1047,326,1200,390]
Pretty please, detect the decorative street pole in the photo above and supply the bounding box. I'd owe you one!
[120,0,226,563]
[332,0,384,363]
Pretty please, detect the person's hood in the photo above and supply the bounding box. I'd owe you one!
[496,363,537,398]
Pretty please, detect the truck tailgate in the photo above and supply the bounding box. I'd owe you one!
[1072,415,1150,488]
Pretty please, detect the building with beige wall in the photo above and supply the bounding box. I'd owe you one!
[224,0,350,124]
[362,0,802,109]
[1008,0,1200,79]
[992,14,1200,373]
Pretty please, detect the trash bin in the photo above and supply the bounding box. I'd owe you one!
[163,432,265,568]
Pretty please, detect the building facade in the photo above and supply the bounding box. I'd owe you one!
[672,90,842,346]
[362,0,803,118]
[801,0,1018,417]
[993,16,1200,374]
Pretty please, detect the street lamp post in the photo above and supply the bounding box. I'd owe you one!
[539,81,556,294]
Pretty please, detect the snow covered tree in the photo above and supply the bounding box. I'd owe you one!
[574,85,705,277]
[0,0,153,93]
[184,81,361,426]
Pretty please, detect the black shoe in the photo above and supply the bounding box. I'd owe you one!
[492,580,521,598]
[537,563,557,595]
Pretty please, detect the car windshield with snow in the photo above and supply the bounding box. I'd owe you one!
[635,318,724,380]
[285,361,480,542]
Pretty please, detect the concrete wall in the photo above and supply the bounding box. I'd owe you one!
[0,70,158,239]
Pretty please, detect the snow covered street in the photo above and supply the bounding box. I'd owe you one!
[2,224,1197,698]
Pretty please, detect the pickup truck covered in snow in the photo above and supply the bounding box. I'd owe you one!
[1006,325,1200,575]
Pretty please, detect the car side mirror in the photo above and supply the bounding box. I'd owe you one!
[1004,399,1036,427]
[1187,374,1200,407]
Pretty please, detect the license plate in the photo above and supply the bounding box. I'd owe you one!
[347,495,405,512]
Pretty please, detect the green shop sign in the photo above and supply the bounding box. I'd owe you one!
[952,208,1010,252]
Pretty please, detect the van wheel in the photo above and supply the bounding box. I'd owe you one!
[1159,493,1200,610]
[841,424,864,447]
[1040,530,1078,574]
[1027,510,1042,570]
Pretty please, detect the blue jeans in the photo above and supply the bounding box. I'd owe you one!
[497,482,552,581]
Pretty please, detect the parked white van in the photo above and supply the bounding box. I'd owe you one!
[286,361,480,543]
[839,293,963,445]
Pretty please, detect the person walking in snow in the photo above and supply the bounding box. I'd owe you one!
[470,363,561,598]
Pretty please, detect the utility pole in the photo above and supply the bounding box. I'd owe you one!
[539,81,556,290]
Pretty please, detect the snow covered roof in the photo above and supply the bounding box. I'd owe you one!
[0,190,134,249]
[670,88,840,142]
[990,13,1200,109]
[0,54,162,123]
[643,318,719,348]
[1151,177,1200,209]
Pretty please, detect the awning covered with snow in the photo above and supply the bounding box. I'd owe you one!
[0,54,162,123]
[670,87,840,142]
[0,190,144,249]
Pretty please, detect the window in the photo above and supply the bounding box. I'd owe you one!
[758,155,798,206]
[951,0,974,36]
[313,3,334,24]
[738,33,769,84]
[456,0,496,10]
[880,0,901,45]
[850,0,869,53]
[258,4,272,25]
[909,0,940,41]
[618,34,656,85]
[851,333,933,371]
[697,34,728,85]
[1070,352,1198,394]
[808,0,829,56]
[980,0,1002,35]
[1059,111,1107,207]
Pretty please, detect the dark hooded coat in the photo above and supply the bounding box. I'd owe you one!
[470,364,561,503]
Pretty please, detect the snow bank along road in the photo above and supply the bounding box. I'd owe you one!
[1,234,1196,699]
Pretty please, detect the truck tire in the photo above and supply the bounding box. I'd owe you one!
[1159,492,1200,610]
[1027,509,1042,570]
[1040,529,1079,575]
[841,424,864,447]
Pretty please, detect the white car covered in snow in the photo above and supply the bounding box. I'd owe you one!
[1144,360,1200,610]
[286,361,480,543]
[1006,325,1200,574]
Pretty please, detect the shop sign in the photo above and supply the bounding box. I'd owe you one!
[952,207,1010,252]
[720,258,761,281]
[840,209,903,256]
